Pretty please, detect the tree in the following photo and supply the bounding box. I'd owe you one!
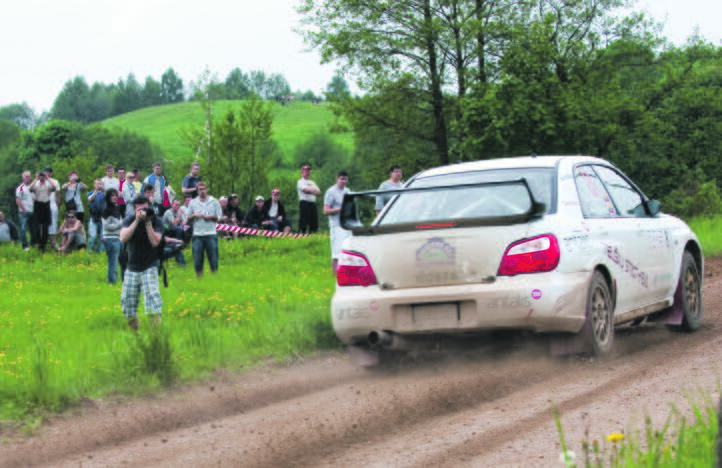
[324,72,350,101]
[266,73,291,100]
[0,102,38,129]
[249,70,268,99]
[207,94,276,204]
[161,67,185,103]
[225,68,251,100]
[143,76,163,107]
[112,74,144,116]
[51,76,91,122]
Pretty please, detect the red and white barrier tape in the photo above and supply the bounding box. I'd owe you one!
[215,223,311,239]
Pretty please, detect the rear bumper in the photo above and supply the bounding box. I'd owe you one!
[331,270,591,346]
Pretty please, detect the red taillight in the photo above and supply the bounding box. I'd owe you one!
[337,251,378,287]
[497,234,560,276]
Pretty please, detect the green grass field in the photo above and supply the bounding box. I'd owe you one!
[0,236,338,422]
[101,100,354,165]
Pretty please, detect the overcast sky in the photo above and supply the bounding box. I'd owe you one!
[1,0,720,113]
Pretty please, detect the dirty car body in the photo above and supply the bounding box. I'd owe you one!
[332,156,703,366]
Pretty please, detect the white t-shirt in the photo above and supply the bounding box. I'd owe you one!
[297,178,319,203]
[324,184,349,228]
[186,196,222,237]
[16,183,34,213]
[101,176,120,192]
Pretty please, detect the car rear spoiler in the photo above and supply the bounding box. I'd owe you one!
[340,178,546,236]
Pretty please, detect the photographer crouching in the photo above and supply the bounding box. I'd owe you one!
[119,196,164,331]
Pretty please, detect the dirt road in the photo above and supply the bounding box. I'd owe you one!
[3,257,722,467]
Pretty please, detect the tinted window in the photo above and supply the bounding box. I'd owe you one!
[379,168,554,225]
[574,166,618,218]
[593,166,647,217]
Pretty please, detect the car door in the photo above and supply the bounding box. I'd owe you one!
[593,165,673,306]
[573,165,642,315]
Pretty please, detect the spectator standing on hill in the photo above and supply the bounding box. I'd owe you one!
[376,164,403,214]
[101,164,120,192]
[117,167,127,213]
[245,196,270,229]
[122,172,138,217]
[29,170,58,253]
[45,167,61,249]
[87,179,106,253]
[62,171,87,222]
[58,211,86,252]
[16,171,35,250]
[185,182,221,279]
[144,162,167,215]
[0,211,19,245]
[182,162,202,199]
[324,171,351,275]
[120,196,164,331]
[297,163,321,234]
[131,169,142,193]
[102,188,124,284]
[263,189,291,233]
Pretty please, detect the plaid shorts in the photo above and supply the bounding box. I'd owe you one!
[120,267,163,318]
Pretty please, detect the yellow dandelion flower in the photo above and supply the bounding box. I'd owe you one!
[607,432,624,443]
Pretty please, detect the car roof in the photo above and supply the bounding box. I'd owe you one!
[415,155,608,179]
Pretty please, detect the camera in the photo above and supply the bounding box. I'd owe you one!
[140,207,155,220]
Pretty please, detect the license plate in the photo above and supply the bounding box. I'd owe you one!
[412,303,460,327]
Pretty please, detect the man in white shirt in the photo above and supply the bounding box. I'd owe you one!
[29,170,58,252]
[375,164,403,214]
[45,167,61,248]
[15,171,35,250]
[101,164,120,192]
[185,182,222,279]
[324,170,351,275]
[296,163,321,234]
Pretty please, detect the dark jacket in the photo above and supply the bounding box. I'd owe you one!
[244,204,269,227]
[262,199,287,221]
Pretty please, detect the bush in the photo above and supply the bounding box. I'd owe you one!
[662,177,722,219]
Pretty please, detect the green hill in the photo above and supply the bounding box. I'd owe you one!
[101,100,354,165]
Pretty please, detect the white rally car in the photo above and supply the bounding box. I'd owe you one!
[332,156,703,366]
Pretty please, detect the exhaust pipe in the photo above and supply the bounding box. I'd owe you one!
[368,330,393,347]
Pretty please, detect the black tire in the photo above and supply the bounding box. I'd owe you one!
[582,271,615,355]
[672,251,702,332]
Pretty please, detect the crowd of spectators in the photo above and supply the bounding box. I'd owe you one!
[4,161,404,279]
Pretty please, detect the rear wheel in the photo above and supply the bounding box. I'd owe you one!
[582,272,614,355]
[671,251,702,332]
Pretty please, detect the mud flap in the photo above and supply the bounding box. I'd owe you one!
[348,345,380,367]
[646,285,684,326]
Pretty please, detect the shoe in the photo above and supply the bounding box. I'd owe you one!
[23,247,30,251]
[128,317,139,331]
[149,315,162,327]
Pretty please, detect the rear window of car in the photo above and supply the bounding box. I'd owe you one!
[379,168,555,225]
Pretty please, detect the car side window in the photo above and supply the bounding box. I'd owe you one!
[594,166,647,217]
[574,166,618,218]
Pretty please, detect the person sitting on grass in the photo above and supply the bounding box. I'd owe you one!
[58,211,86,253]
[245,195,271,229]
[0,210,19,245]
[262,188,292,233]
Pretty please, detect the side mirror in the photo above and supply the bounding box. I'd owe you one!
[646,199,661,217]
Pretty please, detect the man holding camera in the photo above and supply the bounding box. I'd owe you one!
[29,170,58,253]
[120,196,164,331]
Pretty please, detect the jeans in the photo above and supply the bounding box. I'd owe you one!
[192,235,218,273]
[104,237,121,284]
[88,218,104,253]
[19,211,34,248]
